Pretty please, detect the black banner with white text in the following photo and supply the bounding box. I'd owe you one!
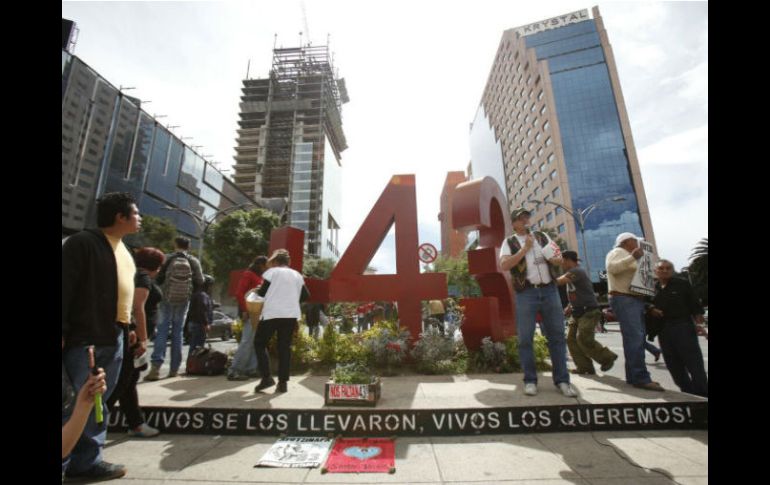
[110,402,707,436]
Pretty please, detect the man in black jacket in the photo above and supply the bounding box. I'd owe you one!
[648,259,708,397]
[62,192,141,481]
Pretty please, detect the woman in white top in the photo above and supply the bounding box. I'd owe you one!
[253,249,310,393]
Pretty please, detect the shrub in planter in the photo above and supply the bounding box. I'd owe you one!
[318,316,339,365]
[331,362,374,384]
[476,336,515,373]
[291,325,318,369]
[504,334,553,372]
[232,318,244,344]
[335,333,370,367]
[361,320,410,374]
[412,326,456,374]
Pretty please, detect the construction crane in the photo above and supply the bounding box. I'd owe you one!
[301,0,310,45]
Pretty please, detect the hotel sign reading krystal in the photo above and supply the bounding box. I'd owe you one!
[514,9,589,36]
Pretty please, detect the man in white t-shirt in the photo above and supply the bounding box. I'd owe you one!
[253,249,310,393]
[499,207,577,398]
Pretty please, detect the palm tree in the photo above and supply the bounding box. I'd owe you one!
[688,238,708,306]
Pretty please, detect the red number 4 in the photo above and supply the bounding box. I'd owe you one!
[276,175,447,342]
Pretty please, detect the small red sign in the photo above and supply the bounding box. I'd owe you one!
[418,243,438,263]
[328,384,369,400]
[323,438,395,473]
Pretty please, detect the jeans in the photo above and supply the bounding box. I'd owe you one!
[254,318,297,382]
[659,321,708,397]
[515,283,570,385]
[610,295,652,385]
[151,301,190,372]
[62,328,124,474]
[229,316,258,375]
[645,341,661,357]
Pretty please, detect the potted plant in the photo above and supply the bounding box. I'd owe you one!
[325,363,381,406]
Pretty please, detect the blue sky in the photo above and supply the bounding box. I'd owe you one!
[62,0,707,273]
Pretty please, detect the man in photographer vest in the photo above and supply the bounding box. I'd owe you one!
[499,207,577,398]
[146,236,203,380]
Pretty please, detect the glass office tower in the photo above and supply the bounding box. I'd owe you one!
[62,48,263,248]
[469,7,656,281]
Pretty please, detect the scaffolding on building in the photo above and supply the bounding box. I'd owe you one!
[231,43,348,256]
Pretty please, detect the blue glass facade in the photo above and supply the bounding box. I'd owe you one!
[62,52,259,249]
[524,21,646,281]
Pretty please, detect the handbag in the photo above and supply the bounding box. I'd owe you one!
[245,288,264,324]
[185,345,228,376]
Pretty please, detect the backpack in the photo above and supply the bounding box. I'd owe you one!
[186,345,228,376]
[163,253,193,304]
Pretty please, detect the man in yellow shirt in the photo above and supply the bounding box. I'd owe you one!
[605,232,664,392]
[63,192,141,481]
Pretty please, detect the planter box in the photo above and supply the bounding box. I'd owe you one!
[324,378,381,407]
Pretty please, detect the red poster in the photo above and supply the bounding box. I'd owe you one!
[322,438,395,474]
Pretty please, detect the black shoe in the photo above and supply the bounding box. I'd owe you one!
[254,377,276,392]
[276,381,288,393]
[64,461,126,482]
[601,354,618,372]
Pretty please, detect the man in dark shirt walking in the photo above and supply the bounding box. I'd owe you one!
[556,251,618,375]
[648,260,708,397]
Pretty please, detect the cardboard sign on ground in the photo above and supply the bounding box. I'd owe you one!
[322,437,395,473]
[255,437,333,468]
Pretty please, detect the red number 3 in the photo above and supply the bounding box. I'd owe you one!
[451,177,516,350]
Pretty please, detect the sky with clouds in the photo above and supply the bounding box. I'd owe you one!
[62,0,707,274]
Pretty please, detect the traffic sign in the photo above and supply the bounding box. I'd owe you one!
[418,243,438,263]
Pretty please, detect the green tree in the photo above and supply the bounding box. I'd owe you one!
[203,208,280,284]
[688,237,708,306]
[123,214,176,253]
[427,253,480,297]
[538,226,568,251]
[303,256,336,279]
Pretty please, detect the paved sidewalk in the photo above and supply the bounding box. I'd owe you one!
[100,373,707,484]
[105,429,707,484]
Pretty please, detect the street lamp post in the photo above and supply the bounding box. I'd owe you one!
[527,196,626,281]
[162,203,258,260]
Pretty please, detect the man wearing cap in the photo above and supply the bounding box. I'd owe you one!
[556,251,618,375]
[606,232,664,391]
[500,207,577,397]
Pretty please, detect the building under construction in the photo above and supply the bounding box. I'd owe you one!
[232,44,349,258]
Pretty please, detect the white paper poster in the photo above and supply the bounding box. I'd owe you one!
[256,437,334,468]
[629,240,657,296]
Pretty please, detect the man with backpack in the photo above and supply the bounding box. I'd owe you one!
[146,236,203,380]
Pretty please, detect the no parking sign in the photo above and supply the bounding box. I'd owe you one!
[418,243,438,263]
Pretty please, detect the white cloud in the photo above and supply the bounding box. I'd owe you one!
[637,125,708,167]
[62,0,707,276]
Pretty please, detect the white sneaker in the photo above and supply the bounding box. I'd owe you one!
[524,383,538,396]
[558,382,578,397]
[128,423,160,438]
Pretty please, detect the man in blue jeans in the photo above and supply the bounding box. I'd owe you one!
[146,237,204,380]
[62,192,141,481]
[606,232,665,392]
[499,207,577,398]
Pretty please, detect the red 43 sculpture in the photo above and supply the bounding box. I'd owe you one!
[267,174,515,349]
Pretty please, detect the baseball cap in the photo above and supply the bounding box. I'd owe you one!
[510,207,532,220]
[562,250,580,262]
[614,232,638,247]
